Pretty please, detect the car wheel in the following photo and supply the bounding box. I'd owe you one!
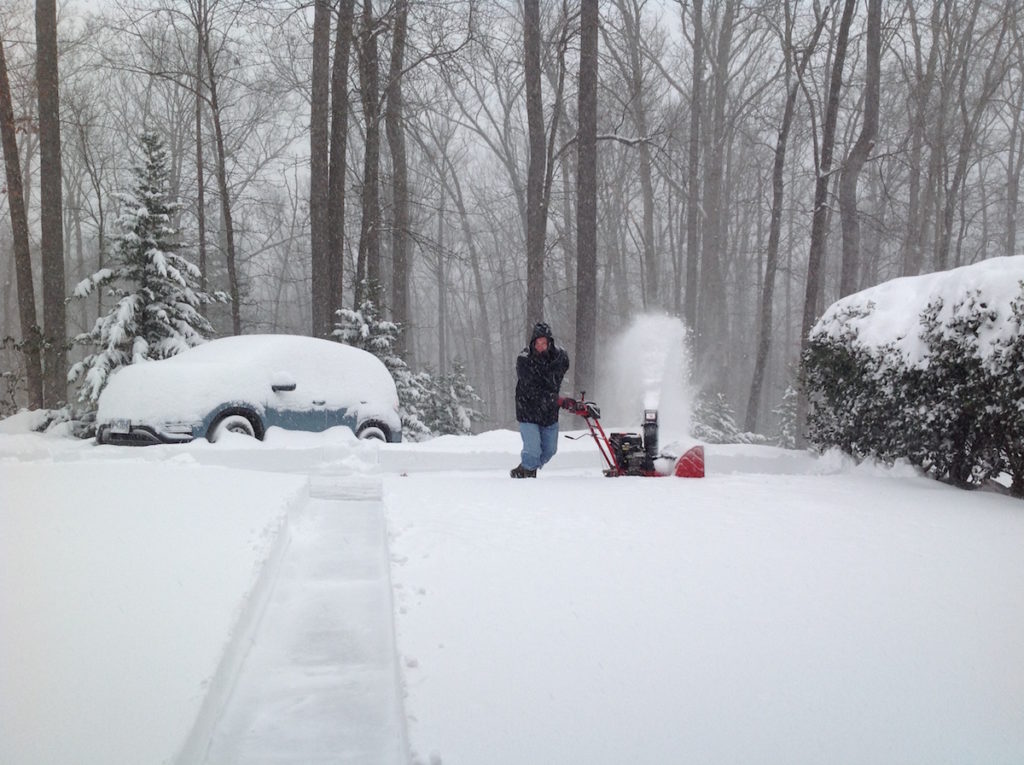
[356,421,389,441]
[208,413,258,442]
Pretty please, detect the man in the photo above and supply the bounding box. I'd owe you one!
[511,321,570,478]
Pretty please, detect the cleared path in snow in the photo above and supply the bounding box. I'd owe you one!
[201,475,407,764]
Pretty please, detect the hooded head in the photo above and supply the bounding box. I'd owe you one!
[530,322,553,355]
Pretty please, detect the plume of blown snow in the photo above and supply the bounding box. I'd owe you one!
[595,314,694,440]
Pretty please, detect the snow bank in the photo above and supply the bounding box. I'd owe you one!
[811,256,1024,364]
[0,461,306,765]
[0,410,50,435]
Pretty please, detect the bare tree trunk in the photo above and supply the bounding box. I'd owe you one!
[524,0,546,326]
[797,0,856,444]
[614,0,657,310]
[195,0,207,293]
[36,0,67,407]
[204,36,241,334]
[329,0,354,319]
[745,5,828,433]
[447,158,497,418]
[838,0,880,297]
[575,0,598,396]
[670,183,682,315]
[1007,27,1024,259]
[936,0,982,272]
[554,120,576,335]
[684,0,703,331]
[697,0,735,369]
[2,248,15,344]
[310,0,332,337]
[0,37,43,408]
[541,7,569,324]
[544,24,576,339]
[936,0,1011,271]
[69,185,84,332]
[75,118,105,317]
[901,0,940,277]
[436,159,447,374]
[385,0,410,347]
[355,0,381,307]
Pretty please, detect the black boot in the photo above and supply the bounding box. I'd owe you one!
[510,464,538,478]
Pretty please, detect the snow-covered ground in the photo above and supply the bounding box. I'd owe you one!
[2,420,1022,765]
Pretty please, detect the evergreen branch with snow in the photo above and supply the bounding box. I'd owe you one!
[68,132,224,406]
[333,295,484,440]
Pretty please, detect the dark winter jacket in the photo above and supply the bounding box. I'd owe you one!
[515,322,570,426]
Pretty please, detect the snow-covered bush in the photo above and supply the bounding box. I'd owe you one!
[68,132,225,406]
[692,390,768,445]
[802,306,909,463]
[990,292,1024,496]
[804,257,1024,496]
[334,300,485,439]
[909,293,1002,486]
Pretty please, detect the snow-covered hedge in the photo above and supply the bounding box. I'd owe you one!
[803,257,1024,497]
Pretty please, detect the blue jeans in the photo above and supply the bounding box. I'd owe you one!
[519,422,559,470]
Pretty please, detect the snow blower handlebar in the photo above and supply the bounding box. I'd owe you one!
[557,396,601,420]
[558,394,621,474]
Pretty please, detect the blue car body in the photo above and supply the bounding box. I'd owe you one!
[95,335,403,445]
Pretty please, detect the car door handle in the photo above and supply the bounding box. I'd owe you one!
[312,399,326,406]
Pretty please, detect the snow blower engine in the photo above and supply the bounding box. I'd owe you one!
[558,394,705,478]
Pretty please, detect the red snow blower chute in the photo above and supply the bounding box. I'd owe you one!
[558,395,705,478]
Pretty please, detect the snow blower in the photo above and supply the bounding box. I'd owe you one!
[558,395,705,478]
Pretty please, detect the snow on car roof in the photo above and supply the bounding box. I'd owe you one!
[97,334,398,424]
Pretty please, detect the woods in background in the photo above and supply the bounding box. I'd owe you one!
[1,0,1023,434]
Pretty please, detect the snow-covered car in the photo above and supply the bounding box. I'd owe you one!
[95,334,402,445]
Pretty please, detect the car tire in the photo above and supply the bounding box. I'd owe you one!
[208,413,259,442]
[356,421,389,442]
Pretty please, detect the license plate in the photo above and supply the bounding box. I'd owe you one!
[110,419,131,434]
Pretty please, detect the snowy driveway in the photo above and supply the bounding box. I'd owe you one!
[388,467,1024,764]
[2,429,1023,764]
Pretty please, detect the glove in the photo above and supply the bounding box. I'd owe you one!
[558,396,579,411]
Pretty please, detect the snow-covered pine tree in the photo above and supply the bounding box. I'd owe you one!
[419,361,483,436]
[692,390,768,445]
[333,298,432,440]
[69,132,225,404]
[772,385,798,449]
[691,391,738,444]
